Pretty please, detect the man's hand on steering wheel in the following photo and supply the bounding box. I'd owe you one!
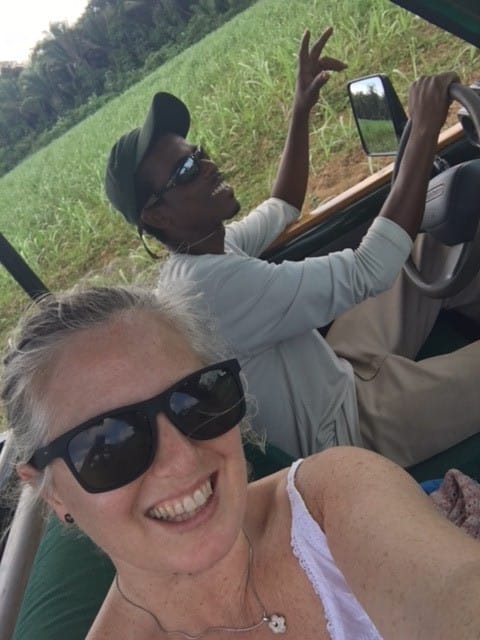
[407,72,460,135]
[400,74,480,298]
[378,72,459,240]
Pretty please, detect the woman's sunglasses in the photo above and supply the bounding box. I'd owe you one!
[145,145,204,208]
[30,360,245,493]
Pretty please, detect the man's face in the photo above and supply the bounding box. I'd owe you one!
[137,134,240,243]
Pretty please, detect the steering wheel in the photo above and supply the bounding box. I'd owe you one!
[394,84,480,298]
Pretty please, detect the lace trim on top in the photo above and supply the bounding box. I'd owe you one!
[287,459,383,640]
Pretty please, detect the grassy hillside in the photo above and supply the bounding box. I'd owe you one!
[0,0,478,346]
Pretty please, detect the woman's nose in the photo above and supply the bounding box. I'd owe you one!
[149,414,199,475]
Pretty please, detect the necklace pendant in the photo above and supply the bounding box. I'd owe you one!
[267,614,287,634]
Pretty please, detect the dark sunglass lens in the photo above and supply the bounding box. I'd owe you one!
[67,413,153,492]
[176,155,200,184]
[168,367,245,440]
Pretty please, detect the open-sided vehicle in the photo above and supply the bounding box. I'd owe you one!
[1,1,480,638]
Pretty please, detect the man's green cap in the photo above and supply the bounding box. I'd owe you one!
[104,92,190,225]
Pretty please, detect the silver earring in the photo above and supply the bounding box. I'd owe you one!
[64,513,74,524]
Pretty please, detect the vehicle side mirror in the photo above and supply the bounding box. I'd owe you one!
[347,74,408,156]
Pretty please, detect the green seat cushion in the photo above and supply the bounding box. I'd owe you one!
[244,441,295,478]
[13,516,115,640]
[407,432,480,483]
[412,310,480,481]
[415,309,473,360]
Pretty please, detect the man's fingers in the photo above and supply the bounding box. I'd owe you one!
[317,56,347,72]
[437,71,460,84]
[311,71,330,92]
[411,72,462,99]
[298,29,311,62]
[443,71,461,90]
[309,26,334,60]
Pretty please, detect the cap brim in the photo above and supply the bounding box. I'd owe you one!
[136,92,190,168]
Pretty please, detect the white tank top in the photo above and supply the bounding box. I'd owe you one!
[287,460,383,640]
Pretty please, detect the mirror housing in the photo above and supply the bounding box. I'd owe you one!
[347,74,408,156]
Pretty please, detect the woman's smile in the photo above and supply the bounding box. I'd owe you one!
[143,469,222,535]
[147,474,215,523]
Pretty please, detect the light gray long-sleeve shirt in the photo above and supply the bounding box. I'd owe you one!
[160,198,413,457]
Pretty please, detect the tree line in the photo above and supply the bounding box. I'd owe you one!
[0,0,256,177]
[351,88,391,121]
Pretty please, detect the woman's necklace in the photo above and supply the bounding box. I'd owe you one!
[115,532,287,638]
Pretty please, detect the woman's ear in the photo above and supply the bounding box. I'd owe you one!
[16,462,40,486]
[16,463,67,520]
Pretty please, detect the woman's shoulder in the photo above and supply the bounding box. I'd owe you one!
[296,446,404,490]
[245,448,396,542]
[285,447,405,526]
[246,449,368,517]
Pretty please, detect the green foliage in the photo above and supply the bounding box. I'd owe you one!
[0,0,479,347]
[0,0,257,177]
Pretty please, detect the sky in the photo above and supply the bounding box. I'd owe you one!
[0,0,90,64]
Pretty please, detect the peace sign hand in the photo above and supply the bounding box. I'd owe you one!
[295,27,347,113]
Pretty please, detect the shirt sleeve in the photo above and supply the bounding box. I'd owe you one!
[205,217,412,355]
[225,197,300,257]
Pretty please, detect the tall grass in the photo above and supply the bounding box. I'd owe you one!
[0,0,478,345]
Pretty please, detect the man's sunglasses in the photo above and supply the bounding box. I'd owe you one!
[30,359,245,493]
[145,145,204,208]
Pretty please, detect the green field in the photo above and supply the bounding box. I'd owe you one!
[0,0,479,348]
[357,118,398,153]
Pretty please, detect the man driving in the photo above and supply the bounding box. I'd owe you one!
[105,27,478,467]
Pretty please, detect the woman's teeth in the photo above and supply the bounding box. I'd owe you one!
[148,479,213,522]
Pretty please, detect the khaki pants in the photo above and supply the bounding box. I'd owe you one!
[326,234,480,467]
